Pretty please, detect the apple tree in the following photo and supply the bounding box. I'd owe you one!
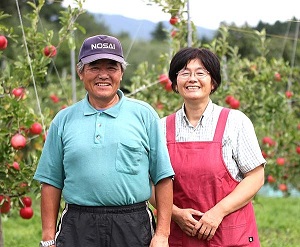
[0,0,85,243]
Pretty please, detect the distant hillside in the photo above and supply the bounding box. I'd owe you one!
[93,14,216,40]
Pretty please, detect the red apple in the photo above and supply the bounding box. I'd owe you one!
[164,80,173,92]
[261,150,268,158]
[276,157,285,166]
[12,161,20,170]
[285,91,293,98]
[262,136,275,146]
[158,74,169,85]
[19,206,34,219]
[12,87,25,98]
[225,95,235,105]
[0,35,8,50]
[21,196,32,207]
[50,94,60,103]
[274,72,281,81]
[0,195,11,214]
[278,183,287,192]
[169,16,178,25]
[156,102,164,110]
[229,98,240,109]
[267,175,276,183]
[19,182,29,193]
[11,133,27,150]
[171,30,177,38]
[296,146,300,154]
[298,123,300,130]
[30,122,43,135]
[43,45,57,57]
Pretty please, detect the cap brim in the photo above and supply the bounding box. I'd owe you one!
[81,54,125,64]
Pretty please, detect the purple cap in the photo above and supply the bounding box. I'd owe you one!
[78,35,125,64]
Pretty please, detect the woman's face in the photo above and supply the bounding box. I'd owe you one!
[176,58,214,103]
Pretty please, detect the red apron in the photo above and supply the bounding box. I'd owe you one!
[167,108,260,247]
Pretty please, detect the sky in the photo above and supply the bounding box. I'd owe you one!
[62,0,299,30]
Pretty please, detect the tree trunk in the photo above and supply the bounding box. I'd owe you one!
[0,216,4,247]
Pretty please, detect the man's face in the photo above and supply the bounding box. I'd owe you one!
[78,59,123,109]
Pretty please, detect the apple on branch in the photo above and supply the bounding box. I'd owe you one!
[262,136,275,146]
[276,157,285,166]
[274,72,281,81]
[29,122,43,135]
[43,45,57,57]
[164,80,173,92]
[158,74,169,85]
[225,95,235,105]
[0,35,8,50]
[0,195,11,214]
[229,98,240,109]
[19,206,34,219]
[12,87,25,99]
[278,183,287,192]
[50,94,60,103]
[169,16,178,25]
[267,175,276,183]
[21,196,32,207]
[170,30,177,38]
[285,91,293,98]
[11,133,27,150]
[12,161,20,170]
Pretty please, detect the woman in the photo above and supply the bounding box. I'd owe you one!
[161,47,266,246]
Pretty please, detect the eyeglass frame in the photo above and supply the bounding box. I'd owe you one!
[176,68,210,80]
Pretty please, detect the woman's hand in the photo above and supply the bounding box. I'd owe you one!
[172,207,203,236]
[192,207,223,241]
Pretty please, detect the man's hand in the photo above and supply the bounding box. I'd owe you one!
[150,233,169,247]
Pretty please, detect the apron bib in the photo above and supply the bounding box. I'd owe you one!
[167,108,260,247]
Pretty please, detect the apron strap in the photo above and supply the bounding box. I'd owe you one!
[166,108,230,143]
[166,113,176,143]
[213,107,230,142]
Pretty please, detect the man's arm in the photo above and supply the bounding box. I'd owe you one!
[40,183,62,241]
[150,177,173,246]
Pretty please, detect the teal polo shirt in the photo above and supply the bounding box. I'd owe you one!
[34,90,174,206]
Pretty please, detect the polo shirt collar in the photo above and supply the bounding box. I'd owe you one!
[83,89,124,118]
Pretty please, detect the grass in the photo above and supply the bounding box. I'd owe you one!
[1,196,300,247]
[255,196,300,247]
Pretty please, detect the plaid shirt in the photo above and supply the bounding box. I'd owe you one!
[161,100,266,181]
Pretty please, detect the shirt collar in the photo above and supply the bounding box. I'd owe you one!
[181,99,214,127]
[83,89,124,118]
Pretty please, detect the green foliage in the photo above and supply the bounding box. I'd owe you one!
[0,0,86,217]
[225,19,300,65]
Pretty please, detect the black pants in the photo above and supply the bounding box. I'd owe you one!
[55,202,156,247]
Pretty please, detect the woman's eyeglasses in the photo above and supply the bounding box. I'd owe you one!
[177,69,210,80]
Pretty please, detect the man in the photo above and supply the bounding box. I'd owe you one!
[34,34,174,247]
